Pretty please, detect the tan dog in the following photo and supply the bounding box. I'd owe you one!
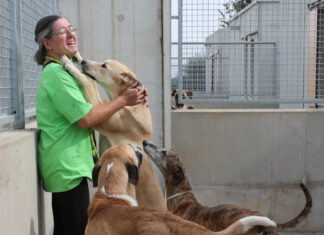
[86,144,276,235]
[172,88,194,110]
[143,140,312,235]
[60,54,166,209]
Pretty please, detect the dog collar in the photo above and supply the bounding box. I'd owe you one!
[167,190,192,201]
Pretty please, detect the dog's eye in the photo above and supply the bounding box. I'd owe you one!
[101,63,107,69]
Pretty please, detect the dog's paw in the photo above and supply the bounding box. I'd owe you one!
[72,52,83,64]
[60,55,71,67]
[61,55,77,73]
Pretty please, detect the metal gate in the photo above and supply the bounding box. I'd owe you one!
[0,0,57,129]
[172,0,324,106]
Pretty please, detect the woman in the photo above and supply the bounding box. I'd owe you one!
[35,15,147,235]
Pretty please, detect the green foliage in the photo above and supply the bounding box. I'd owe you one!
[219,0,253,27]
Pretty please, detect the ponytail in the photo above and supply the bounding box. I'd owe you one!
[34,15,62,65]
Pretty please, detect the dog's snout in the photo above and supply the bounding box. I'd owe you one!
[81,60,86,66]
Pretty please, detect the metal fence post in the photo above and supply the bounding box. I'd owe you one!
[177,0,183,104]
[10,0,25,129]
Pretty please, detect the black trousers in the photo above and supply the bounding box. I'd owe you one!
[52,178,89,235]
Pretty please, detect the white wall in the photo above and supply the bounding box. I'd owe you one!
[205,1,308,107]
[0,129,53,235]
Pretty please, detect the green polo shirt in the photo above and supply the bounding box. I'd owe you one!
[36,62,94,192]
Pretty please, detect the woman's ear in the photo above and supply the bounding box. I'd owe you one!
[42,38,52,50]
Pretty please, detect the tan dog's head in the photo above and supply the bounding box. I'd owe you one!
[143,140,190,195]
[81,59,143,96]
[92,144,143,199]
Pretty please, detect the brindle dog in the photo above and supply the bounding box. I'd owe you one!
[143,140,312,235]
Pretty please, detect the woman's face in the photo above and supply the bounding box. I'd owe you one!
[43,18,78,60]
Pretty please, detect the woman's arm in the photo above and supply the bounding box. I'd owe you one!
[77,82,147,128]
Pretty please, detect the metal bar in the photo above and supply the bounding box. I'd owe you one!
[171,42,276,45]
[308,0,324,11]
[244,43,248,99]
[177,99,324,105]
[178,0,183,104]
[273,43,278,96]
[10,0,25,129]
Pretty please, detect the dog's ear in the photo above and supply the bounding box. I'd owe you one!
[92,164,102,187]
[126,163,139,185]
[187,91,193,97]
[172,166,184,185]
[172,89,178,96]
[121,72,143,88]
[121,72,136,83]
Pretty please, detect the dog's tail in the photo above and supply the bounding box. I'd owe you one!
[214,216,276,235]
[276,181,312,229]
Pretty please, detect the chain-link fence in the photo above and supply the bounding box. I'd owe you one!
[0,0,57,129]
[172,0,324,106]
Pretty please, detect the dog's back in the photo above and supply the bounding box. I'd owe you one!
[171,195,277,234]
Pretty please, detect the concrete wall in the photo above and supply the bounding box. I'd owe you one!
[0,128,53,235]
[171,109,324,234]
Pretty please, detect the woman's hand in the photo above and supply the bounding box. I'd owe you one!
[119,82,148,106]
[77,82,149,128]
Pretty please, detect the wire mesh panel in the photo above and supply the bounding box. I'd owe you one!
[21,0,57,117]
[0,0,13,119]
[0,0,57,129]
[172,0,324,105]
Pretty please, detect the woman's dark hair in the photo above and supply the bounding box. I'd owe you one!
[34,15,62,65]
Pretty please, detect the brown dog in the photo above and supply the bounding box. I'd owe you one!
[60,54,166,209]
[86,144,276,235]
[172,88,194,110]
[143,140,312,235]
